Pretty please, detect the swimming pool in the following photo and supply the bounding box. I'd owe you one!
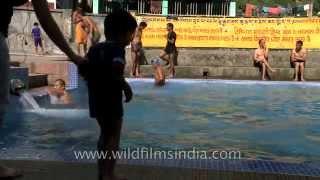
[1,79,320,167]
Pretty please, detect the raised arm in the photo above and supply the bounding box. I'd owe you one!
[264,48,269,60]
[168,38,175,44]
[301,49,307,61]
[112,57,132,103]
[294,49,307,61]
[254,49,259,61]
[85,17,96,34]
[167,32,176,44]
[32,0,84,64]
[290,49,295,62]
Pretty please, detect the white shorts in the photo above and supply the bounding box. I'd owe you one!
[0,33,9,116]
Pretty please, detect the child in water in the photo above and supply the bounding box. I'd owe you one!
[151,57,165,86]
[47,79,71,105]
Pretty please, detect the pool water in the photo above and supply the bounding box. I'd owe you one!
[1,79,320,165]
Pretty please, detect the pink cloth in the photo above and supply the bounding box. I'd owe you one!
[269,7,281,15]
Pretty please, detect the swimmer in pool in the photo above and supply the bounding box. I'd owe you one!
[151,57,165,86]
[47,79,71,105]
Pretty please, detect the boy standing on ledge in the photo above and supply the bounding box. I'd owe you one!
[131,22,147,77]
[159,23,177,78]
[31,22,44,55]
[79,11,137,180]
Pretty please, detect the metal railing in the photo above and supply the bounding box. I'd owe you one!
[169,1,230,16]
[103,0,230,16]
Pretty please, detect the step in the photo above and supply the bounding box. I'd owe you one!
[130,49,320,68]
[125,65,320,81]
[28,73,48,89]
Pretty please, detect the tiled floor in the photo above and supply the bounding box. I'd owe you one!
[1,159,319,180]
[117,159,320,177]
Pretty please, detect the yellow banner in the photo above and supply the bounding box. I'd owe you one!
[136,16,320,49]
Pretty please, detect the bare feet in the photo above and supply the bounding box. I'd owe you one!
[294,78,299,81]
[301,78,306,82]
[270,69,276,73]
[0,165,22,178]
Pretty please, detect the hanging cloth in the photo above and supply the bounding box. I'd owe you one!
[269,7,281,15]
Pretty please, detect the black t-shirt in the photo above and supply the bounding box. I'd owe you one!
[165,31,177,53]
[79,42,126,118]
[0,0,28,37]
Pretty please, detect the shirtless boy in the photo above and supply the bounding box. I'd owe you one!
[254,39,275,80]
[291,40,307,81]
[131,22,147,77]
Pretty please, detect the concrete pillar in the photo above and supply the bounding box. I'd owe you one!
[62,9,73,41]
[93,0,99,14]
[162,0,168,15]
[310,0,314,17]
[229,1,236,17]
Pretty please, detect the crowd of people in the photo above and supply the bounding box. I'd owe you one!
[130,21,178,86]
[129,22,308,82]
[71,7,175,86]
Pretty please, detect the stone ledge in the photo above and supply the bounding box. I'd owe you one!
[126,66,320,81]
[137,49,320,68]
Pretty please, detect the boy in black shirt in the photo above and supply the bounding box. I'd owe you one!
[159,23,177,78]
[79,11,137,180]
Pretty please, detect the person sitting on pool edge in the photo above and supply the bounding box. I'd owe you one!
[151,57,165,86]
[291,40,307,81]
[47,79,72,105]
[254,39,275,80]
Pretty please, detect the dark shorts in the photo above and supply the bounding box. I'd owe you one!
[164,45,177,54]
[34,38,42,47]
[96,116,123,136]
[254,60,262,67]
[291,61,306,68]
[131,42,142,53]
